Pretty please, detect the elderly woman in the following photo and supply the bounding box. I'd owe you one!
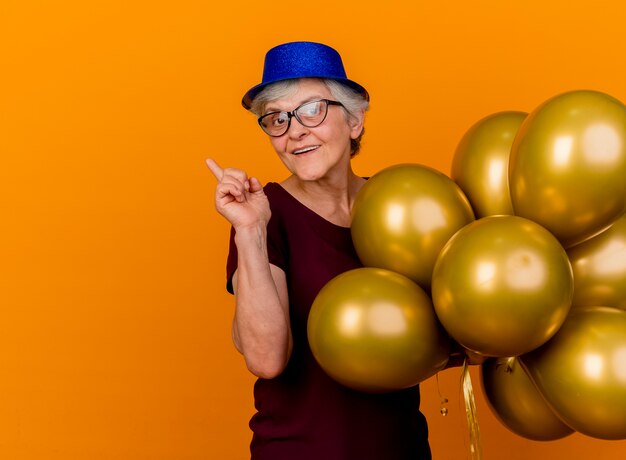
[208,41,431,459]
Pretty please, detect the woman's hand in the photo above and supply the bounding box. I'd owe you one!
[206,158,271,230]
[206,158,292,378]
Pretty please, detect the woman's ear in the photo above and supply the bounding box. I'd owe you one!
[349,109,365,139]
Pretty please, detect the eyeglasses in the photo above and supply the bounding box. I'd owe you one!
[257,99,344,137]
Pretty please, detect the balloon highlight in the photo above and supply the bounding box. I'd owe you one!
[308,267,450,393]
[431,215,573,357]
[522,306,626,440]
[509,90,626,248]
[481,357,573,441]
[351,163,474,290]
[452,111,527,218]
[567,214,626,310]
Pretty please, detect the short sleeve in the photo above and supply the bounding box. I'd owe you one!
[225,226,238,294]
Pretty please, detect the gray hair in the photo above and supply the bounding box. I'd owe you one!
[249,78,369,157]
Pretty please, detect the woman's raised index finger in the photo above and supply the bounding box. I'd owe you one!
[205,158,224,180]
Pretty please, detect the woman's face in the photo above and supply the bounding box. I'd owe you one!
[264,79,364,182]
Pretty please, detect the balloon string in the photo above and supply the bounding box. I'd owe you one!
[435,373,449,416]
[462,359,483,460]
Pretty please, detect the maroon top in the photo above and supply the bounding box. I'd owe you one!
[226,182,431,460]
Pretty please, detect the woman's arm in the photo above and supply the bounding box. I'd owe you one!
[231,231,292,379]
[207,159,292,379]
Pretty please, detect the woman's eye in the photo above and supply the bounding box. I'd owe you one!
[272,114,289,126]
[300,102,321,116]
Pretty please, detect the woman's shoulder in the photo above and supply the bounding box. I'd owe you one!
[263,181,291,205]
[263,181,282,195]
[263,181,305,218]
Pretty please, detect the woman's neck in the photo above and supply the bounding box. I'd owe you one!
[281,171,366,227]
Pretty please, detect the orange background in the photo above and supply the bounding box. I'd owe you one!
[2,1,626,458]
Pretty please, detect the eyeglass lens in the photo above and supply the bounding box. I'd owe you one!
[259,100,329,136]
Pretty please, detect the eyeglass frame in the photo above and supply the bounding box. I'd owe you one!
[257,99,345,137]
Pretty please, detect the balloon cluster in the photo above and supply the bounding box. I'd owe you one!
[307,90,626,440]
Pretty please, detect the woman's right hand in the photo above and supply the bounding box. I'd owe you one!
[206,158,271,230]
[206,158,292,378]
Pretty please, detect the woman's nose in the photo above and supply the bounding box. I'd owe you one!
[287,117,310,139]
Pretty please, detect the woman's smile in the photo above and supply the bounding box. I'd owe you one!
[292,145,320,155]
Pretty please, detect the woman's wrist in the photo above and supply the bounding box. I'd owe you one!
[234,222,268,252]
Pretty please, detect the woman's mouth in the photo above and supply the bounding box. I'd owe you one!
[293,145,320,155]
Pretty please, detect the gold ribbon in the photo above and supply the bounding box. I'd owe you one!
[462,359,483,459]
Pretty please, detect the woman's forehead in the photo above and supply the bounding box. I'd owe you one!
[265,79,331,111]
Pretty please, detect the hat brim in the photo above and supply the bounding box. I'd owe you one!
[242,77,369,110]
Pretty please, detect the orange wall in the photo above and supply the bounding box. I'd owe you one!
[2,1,626,458]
